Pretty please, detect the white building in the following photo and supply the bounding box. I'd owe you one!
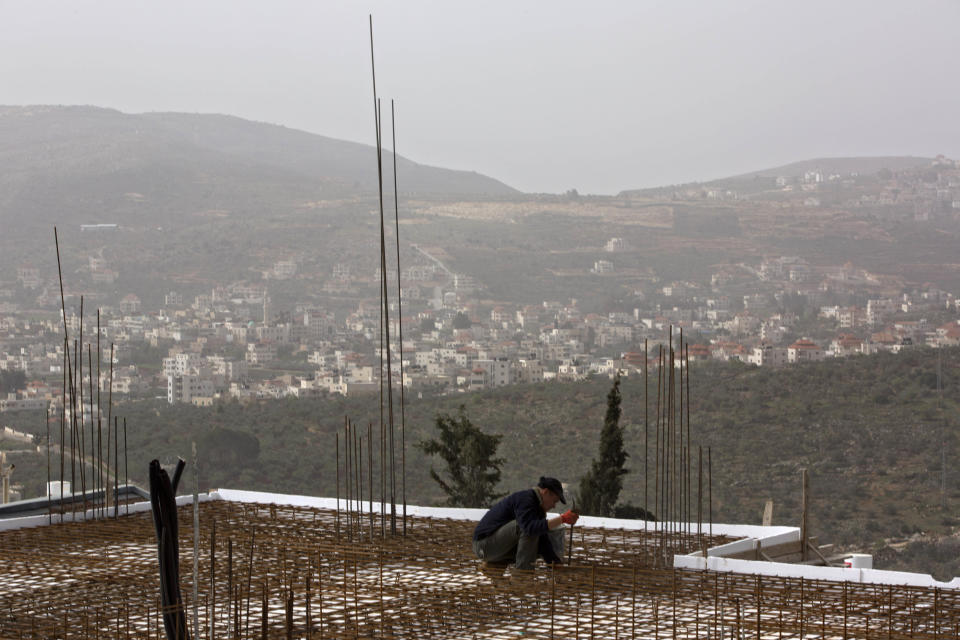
[167,373,214,404]
[273,260,297,280]
[473,357,511,387]
[748,345,788,367]
[592,260,614,274]
[605,237,627,252]
[162,353,201,378]
[245,342,277,365]
[787,339,824,363]
[513,359,545,384]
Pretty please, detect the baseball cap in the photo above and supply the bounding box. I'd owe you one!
[537,476,566,504]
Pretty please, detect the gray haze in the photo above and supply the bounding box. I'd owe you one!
[2,0,958,194]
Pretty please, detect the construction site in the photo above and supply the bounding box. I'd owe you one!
[4,193,955,639]
[2,16,959,640]
[0,488,958,639]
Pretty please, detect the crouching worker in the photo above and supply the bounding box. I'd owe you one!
[472,476,579,572]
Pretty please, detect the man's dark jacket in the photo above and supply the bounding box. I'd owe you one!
[472,488,561,563]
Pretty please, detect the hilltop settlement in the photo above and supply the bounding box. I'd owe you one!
[4,157,960,411]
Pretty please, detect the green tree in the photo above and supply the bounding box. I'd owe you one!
[578,373,629,517]
[417,406,505,507]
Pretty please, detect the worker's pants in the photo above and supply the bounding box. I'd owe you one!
[473,520,566,570]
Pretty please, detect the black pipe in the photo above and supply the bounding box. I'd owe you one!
[149,458,190,640]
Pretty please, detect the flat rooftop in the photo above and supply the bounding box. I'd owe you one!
[0,489,956,639]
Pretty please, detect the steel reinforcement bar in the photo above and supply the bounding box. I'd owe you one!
[0,499,954,639]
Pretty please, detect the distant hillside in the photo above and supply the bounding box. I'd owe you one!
[0,105,517,231]
[620,156,933,197]
[727,156,934,179]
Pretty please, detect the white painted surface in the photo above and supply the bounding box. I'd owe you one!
[212,489,800,542]
[46,481,70,498]
[674,553,960,590]
[844,553,873,569]
[4,486,955,590]
[0,492,211,532]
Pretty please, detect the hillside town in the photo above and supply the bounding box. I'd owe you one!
[3,156,960,408]
[3,243,960,411]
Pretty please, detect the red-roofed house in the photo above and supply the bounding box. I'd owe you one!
[830,334,864,357]
[688,344,712,362]
[936,322,960,347]
[787,339,824,363]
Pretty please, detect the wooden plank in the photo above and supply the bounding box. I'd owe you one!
[762,500,774,527]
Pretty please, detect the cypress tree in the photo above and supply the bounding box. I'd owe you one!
[578,373,629,517]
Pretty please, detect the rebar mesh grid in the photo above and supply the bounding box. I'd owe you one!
[0,500,955,639]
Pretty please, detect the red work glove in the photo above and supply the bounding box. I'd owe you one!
[560,509,579,525]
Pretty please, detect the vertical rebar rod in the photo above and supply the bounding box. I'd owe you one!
[210,521,216,640]
[351,419,356,535]
[351,418,357,538]
[664,325,676,545]
[335,433,340,542]
[390,99,408,535]
[698,446,703,555]
[97,385,102,518]
[380,100,397,536]
[114,416,119,518]
[668,337,674,547]
[672,341,678,546]
[369,20,397,536]
[678,328,683,545]
[105,366,111,514]
[70,339,76,519]
[97,310,102,518]
[344,418,351,541]
[46,405,51,524]
[801,468,809,562]
[683,341,693,544]
[368,421,374,540]
[245,532,255,639]
[657,341,663,552]
[106,343,114,518]
[87,345,94,513]
[655,344,663,560]
[53,226,69,340]
[192,441,199,640]
[228,538,233,632]
[123,418,128,516]
[644,338,648,532]
[305,571,312,640]
[350,421,356,536]
[357,427,362,536]
[53,226,69,521]
[669,341,675,549]
[60,338,66,521]
[709,446,713,539]
[78,297,85,513]
[380,410,386,538]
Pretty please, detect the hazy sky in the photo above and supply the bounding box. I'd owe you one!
[3,1,959,194]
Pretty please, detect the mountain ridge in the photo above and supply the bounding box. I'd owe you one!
[0,105,518,231]
[619,155,935,197]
